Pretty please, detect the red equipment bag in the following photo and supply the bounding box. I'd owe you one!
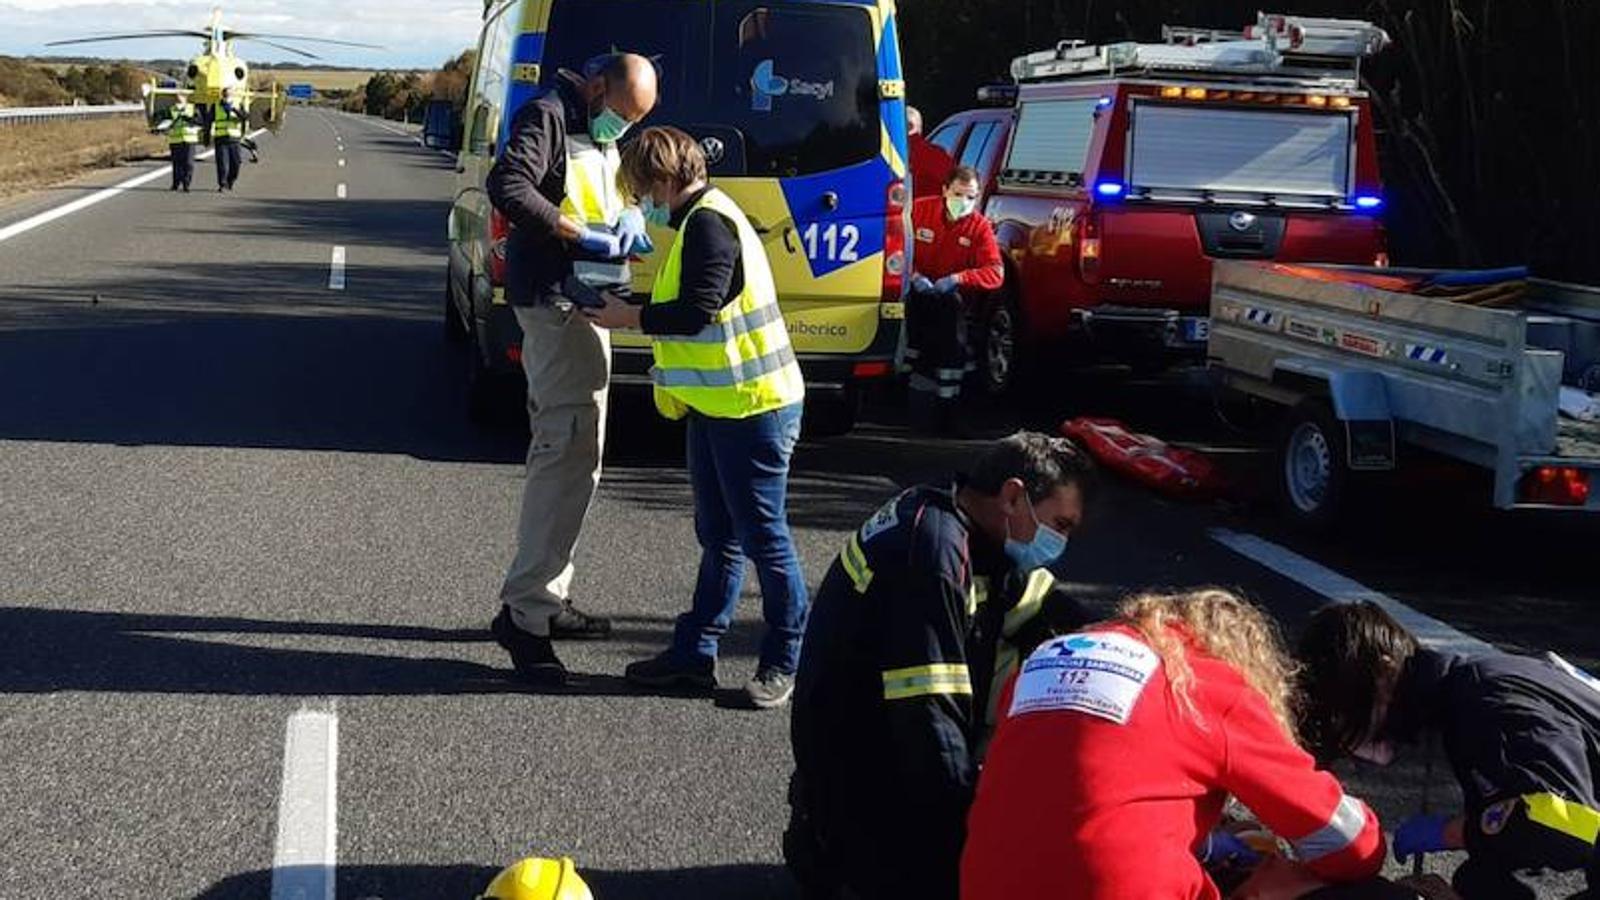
[1061,417,1227,501]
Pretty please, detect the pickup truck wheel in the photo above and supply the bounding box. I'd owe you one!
[1279,402,1349,531]
[443,264,468,343]
[980,297,1023,397]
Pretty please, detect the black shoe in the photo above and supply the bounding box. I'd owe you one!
[490,606,567,687]
[549,605,612,640]
[181,184,190,193]
[217,186,225,192]
[170,184,178,191]
[625,652,716,691]
[744,668,796,709]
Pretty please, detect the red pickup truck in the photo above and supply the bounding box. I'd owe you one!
[930,13,1393,395]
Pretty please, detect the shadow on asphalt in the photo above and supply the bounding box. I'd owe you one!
[193,862,798,899]
[0,607,770,698]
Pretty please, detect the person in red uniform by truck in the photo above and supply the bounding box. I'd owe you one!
[907,106,955,199]
[962,589,1389,900]
[905,165,1005,431]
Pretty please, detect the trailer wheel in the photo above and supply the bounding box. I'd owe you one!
[1279,401,1350,531]
[980,295,1025,397]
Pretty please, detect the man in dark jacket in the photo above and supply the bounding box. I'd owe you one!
[785,432,1094,900]
[485,53,657,686]
[1299,601,1600,900]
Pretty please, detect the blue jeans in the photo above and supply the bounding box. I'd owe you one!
[670,403,809,674]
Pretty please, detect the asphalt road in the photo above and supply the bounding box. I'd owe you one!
[1,109,1594,898]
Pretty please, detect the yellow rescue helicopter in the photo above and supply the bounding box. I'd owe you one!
[46,7,379,138]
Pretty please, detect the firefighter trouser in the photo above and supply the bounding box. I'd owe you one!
[498,303,610,636]
[1451,844,1595,900]
[214,137,241,188]
[905,286,970,426]
[170,143,194,189]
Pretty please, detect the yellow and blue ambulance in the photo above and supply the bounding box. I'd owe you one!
[446,0,910,433]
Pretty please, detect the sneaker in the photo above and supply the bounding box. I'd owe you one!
[549,605,612,640]
[624,652,716,692]
[490,606,567,687]
[744,668,795,709]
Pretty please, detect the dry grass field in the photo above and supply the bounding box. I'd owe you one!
[256,69,383,92]
[0,116,165,198]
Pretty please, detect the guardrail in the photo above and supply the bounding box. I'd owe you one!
[0,103,145,127]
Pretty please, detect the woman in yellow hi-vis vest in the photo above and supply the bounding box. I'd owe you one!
[589,126,807,709]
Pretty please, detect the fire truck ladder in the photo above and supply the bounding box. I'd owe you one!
[1010,12,1391,89]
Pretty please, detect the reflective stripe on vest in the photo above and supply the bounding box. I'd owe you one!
[168,104,201,144]
[648,187,804,420]
[561,134,625,286]
[212,103,245,139]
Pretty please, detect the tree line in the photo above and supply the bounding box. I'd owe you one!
[341,50,474,126]
[898,0,1600,281]
[0,57,147,107]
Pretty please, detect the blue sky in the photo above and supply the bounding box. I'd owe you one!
[0,0,482,69]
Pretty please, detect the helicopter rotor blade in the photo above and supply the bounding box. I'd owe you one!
[223,31,383,50]
[236,38,324,61]
[46,30,210,48]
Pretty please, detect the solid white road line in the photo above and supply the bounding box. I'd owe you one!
[1208,528,1492,655]
[328,246,346,291]
[336,183,346,199]
[270,705,338,900]
[0,128,269,246]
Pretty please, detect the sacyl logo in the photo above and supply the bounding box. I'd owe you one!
[750,59,835,112]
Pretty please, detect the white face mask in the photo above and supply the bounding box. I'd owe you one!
[1353,740,1395,766]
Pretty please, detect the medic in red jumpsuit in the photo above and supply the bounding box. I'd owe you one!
[962,590,1388,900]
[906,165,1003,432]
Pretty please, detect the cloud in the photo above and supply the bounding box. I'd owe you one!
[0,1,482,68]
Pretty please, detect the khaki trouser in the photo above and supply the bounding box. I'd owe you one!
[499,303,611,636]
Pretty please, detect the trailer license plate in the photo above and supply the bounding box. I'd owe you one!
[1183,318,1210,343]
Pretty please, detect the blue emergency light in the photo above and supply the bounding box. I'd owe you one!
[1095,181,1126,198]
[1354,195,1384,210]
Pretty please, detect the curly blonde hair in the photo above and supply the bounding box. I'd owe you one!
[1118,588,1299,739]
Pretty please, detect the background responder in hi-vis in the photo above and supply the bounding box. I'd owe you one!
[963,590,1389,900]
[211,86,247,191]
[1298,601,1600,900]
[159,91,201,193]
[785,432,1094,900]
[485,52,658,686]
[904,164,1003,433]
[589,127,808,710]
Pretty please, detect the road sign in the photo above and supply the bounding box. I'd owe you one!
[287,83,315,100]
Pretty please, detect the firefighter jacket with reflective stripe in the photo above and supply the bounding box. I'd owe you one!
[1396,649,1600,886]
[910,196,1003,292]
[963,625,1386,900]
[648,187,803,421]
[789,483,1081,900]
[165,103,201,144]
[211,101,246,140]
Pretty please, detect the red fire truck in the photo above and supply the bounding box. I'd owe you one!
[930,13,1394,395]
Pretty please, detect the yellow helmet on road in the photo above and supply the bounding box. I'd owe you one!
[478,856,593,900]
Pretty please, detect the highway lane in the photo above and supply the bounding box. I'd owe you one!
[1,109,1592,897]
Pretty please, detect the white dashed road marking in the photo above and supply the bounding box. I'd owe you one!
[338,159,346,167]
[270,704,339,900]
[336,183,346,199]
[1208,528,1492,654]
[0,128,266,245]
[328,246,346,291]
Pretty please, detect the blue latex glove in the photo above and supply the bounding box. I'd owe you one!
[1392,813,1452,862]
[934,274,962,293]
[1197,830,1262,867]
[616,207,654,256]
[910,274,934,293]
[576,227,622,259]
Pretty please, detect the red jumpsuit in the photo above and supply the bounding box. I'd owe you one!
[905,196,1004,424]
[962,625,1385,900]
[910,134,956,198]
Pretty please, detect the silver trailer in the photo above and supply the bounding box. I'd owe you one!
[1207,260,1600,526]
